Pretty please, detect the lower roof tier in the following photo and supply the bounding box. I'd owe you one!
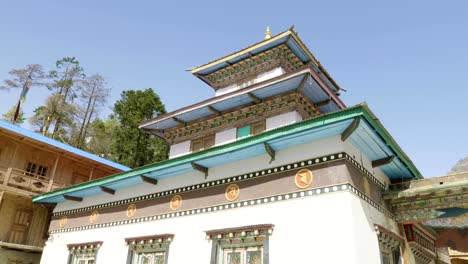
[33,104,422,204]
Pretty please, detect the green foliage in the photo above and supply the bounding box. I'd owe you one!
[1,104,25,125]
[85,117,119,157]
[111,88,168,168]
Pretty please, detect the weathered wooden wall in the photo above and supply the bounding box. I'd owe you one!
[0,192,50,247]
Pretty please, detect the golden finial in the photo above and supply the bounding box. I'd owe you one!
[265,26,272,39]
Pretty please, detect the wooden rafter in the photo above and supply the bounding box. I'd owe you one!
[372,156,395,168]
[64,195,83,202]
[37,202,57,208]
[247,92,262,104]
[313,99,331,108]
[141,176,158,185]
[208,105,222,116]
[172,117,186,126]
[192,162,208,178]
[100,186,116,195]
[341,118,360,141]
[264,142,275,163]
[296,75,309,93]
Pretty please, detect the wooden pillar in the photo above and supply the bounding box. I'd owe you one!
[88,167,95,181]
[0,191,4,212]
[3,167,12,186]
[47,156,60,192]
[8,143,19,167]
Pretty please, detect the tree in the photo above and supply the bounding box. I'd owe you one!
[2,104,25,125]
[111,88,168,168]
[0,64,46,91]
[73,74,110,148]
[85,117,119,157]
[45,57,85,138]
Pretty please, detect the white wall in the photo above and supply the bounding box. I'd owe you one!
[214,128,237,146]
[215,67,285,96]
[256,67,285,83]
[42,191,389,264]
[168,141,190,159]
[265,111,302,131]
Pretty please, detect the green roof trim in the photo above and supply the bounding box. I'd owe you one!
[33,103,422,203]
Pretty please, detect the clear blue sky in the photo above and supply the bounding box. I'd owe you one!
[1,0,467,178]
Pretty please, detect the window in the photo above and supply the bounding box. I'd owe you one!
[237,121,265,139]
[251,121,265,136]
[206,224,273,264]
[224,247,263,264]
[375,225,403,264]
[67,242,102,264]
[25,162,48,178]
[25,162,37,176]
[191,135,215,153]
[126,234,174,264]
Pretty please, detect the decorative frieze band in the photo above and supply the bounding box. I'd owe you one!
[206,224,274,240]
[205,44,303,89]
[375,224,404,252]
[53,152,385,218]
[164,92,318,144]
[53,152,386,219]
[67,241,102,256]
[50,182,391,234]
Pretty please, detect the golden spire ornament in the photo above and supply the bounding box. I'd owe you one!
[265,26,272,40]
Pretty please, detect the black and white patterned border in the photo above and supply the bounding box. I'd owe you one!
[53,152,385,217]
[50,182,394,234]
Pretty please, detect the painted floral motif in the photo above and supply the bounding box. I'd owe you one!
[227,252,241,264]
[247,251,262,264]
[423,213,468,228]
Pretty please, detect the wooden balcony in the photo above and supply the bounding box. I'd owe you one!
[0,165,65,195]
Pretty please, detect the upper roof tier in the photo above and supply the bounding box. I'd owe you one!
[139,66,346,133]
[189,27,344,93]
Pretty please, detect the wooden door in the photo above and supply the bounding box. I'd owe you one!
[7,209,32,244]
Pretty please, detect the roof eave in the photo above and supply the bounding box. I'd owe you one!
[34,104,422,203]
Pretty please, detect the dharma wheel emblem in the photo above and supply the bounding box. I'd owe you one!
[170,195,182,210]
[225,184,240,201]
[127,204,137,218]
[295,169,313,189]
[59,216,68,228]
[89,210,99,223]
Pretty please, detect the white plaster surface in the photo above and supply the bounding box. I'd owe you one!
[215,67,285,96]
[256,67,284,83]
[168,140,190,159]
[214,128,237,146]
[42,191,392,264]
[265,111,302,131]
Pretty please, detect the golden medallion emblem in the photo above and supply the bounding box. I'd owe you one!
[127,204,137,218]
[89,210,99,223]
[170,195,182,210]
[295,169,313,189]
[59,216,68,228]
[225,184,240,201]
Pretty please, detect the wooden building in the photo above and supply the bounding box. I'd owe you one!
[0,120,129,264]
[33,27,465,264]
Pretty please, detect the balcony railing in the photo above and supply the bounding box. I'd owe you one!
[0,166,65,194]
